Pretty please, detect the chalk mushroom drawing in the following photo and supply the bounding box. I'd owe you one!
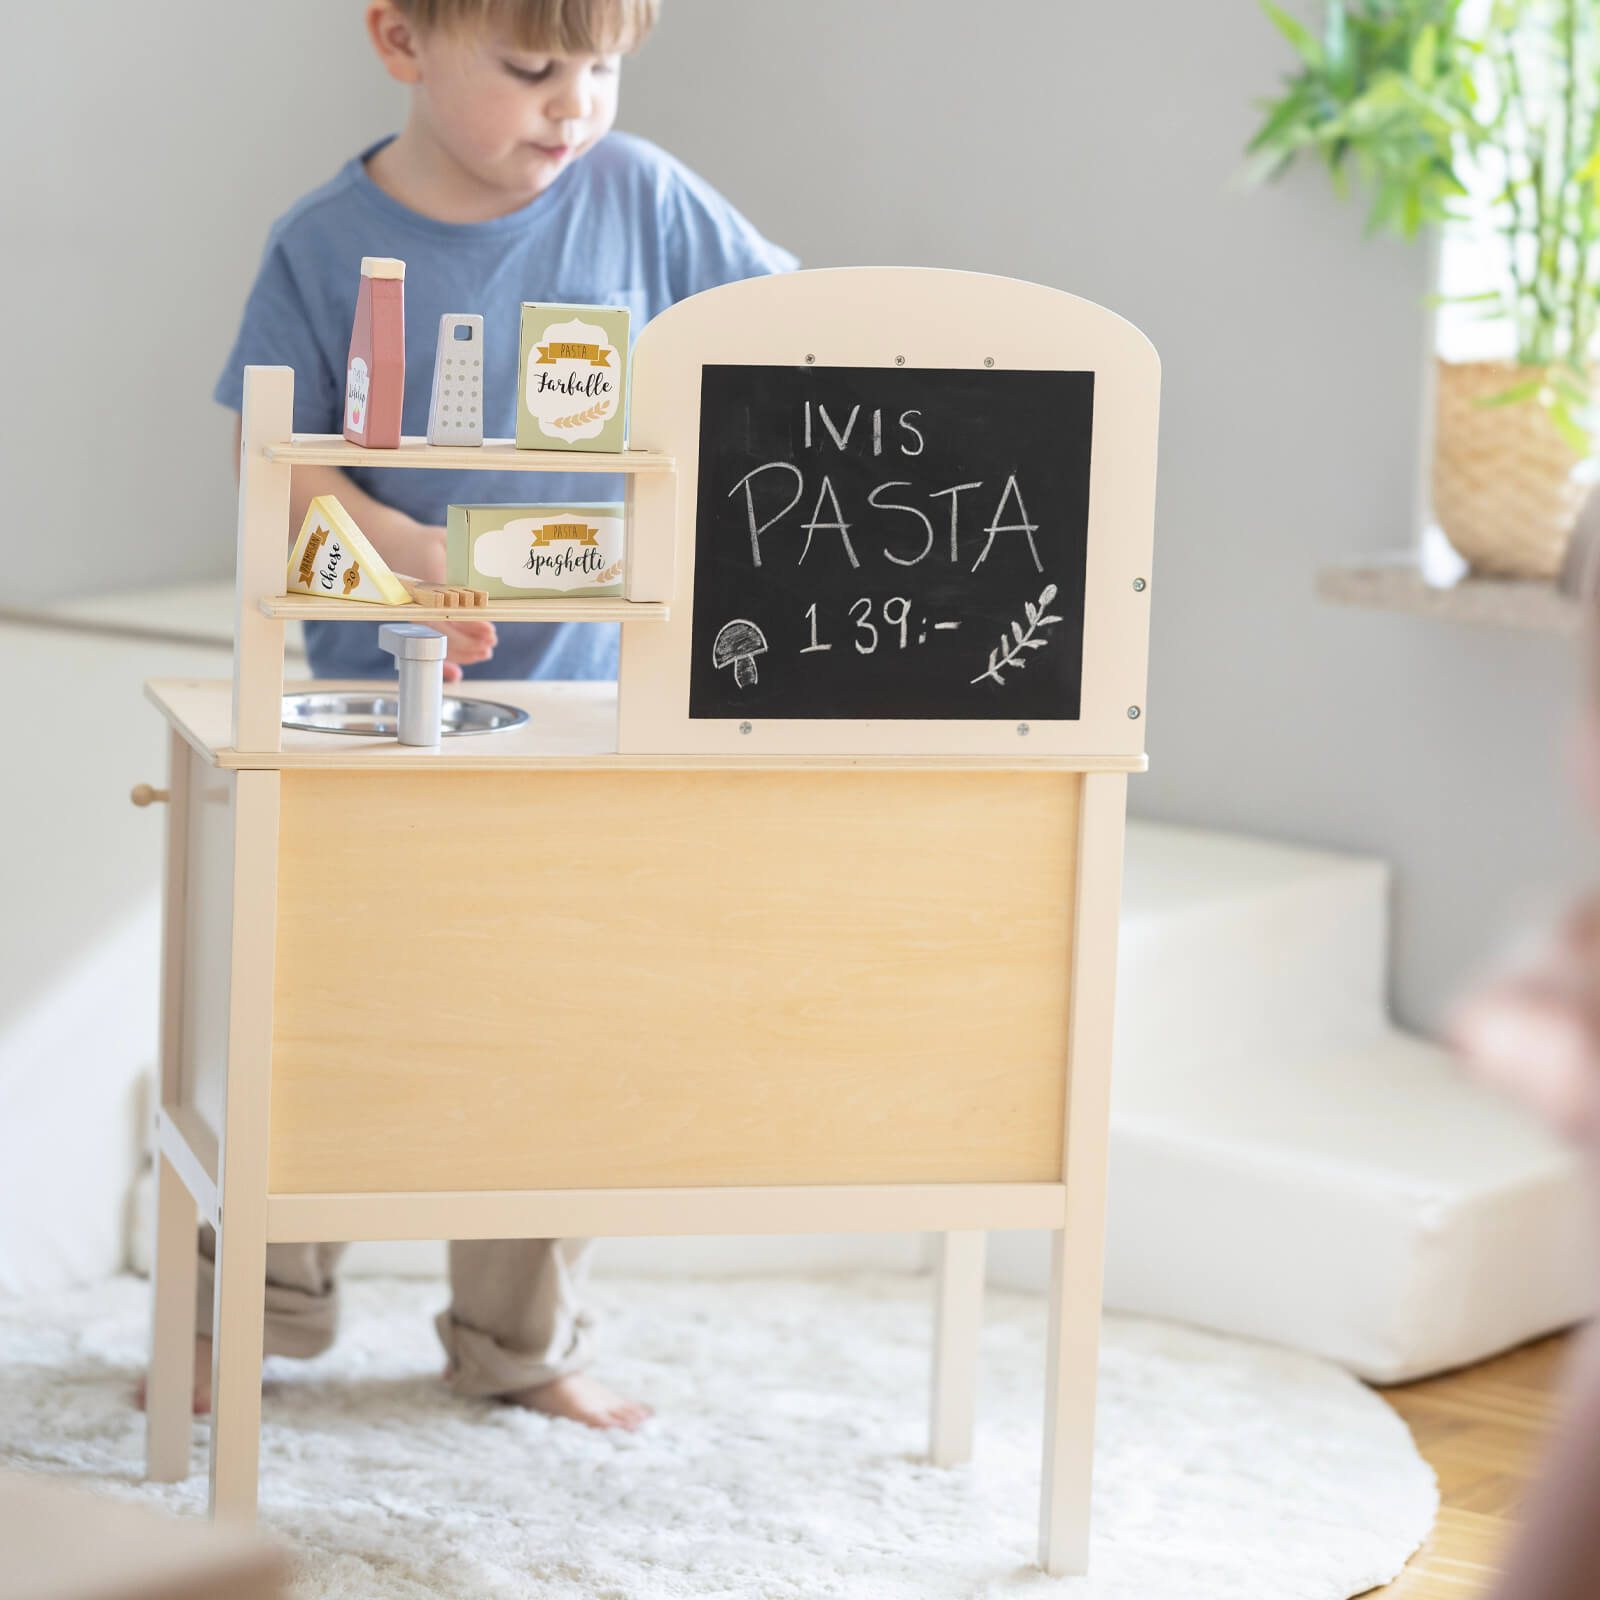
[973,583,1063,687]
[713,618,769,688]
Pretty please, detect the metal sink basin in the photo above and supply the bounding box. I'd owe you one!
[282,691,529,738]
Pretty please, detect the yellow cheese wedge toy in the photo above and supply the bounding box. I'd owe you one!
[286,494,413,605]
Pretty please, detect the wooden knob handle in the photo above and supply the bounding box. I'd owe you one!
[130,784,170,807]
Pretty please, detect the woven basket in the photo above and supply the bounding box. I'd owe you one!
[1432,358,1588,579]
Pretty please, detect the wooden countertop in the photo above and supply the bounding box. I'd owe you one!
[144,678,1148,773]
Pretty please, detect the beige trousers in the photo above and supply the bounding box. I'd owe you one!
[196,1231,595,1397]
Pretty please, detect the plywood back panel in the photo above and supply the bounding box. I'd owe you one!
[269,769,1078,1193]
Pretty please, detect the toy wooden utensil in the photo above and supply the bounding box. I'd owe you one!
[344,257,405,448]
[426,315,485,446]
[397,575,488,608]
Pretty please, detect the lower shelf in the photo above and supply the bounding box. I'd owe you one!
[259,595,668,623]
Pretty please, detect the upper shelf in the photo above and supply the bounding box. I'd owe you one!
[260,435,675,474]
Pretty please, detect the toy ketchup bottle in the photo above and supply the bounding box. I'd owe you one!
[344,256,406,448]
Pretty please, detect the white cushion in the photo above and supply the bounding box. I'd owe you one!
[991,821,1596,1382]
[1106,1029,1594,1383]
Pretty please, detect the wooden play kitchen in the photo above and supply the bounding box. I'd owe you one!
[138,267,1159,1578]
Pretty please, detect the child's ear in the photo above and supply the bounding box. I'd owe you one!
[366,1,425,85]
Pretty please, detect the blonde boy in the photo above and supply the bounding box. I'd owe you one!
[148,0,795,1430]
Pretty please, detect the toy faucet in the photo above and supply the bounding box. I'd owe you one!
[378,623,447,746]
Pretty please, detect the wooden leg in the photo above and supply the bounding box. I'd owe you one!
[929,1230,985,1467]
[207,1203,267,1524]
[206,770,280,1528]
[1038,771,1125,1578]
[1038,1227,1100,1576]
[146,1152,199,1482]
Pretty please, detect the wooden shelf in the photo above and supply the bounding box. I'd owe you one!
[1317,558,1581,633]
[260,595,667,623]
[260,435,675,474]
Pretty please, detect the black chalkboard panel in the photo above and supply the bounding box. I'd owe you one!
[688,364,1093,721]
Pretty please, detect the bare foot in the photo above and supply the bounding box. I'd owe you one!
[134,1337,212,1415]
[503,1372,652,1431]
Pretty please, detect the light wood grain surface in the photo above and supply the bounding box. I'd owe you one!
[268,767,1079,1194]
[1371,1330,1577,1597]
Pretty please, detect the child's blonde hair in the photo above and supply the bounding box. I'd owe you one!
[394,0,660,52]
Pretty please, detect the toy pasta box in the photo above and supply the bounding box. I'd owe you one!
[286,494,411,604]
[446,503,625,598]
[516,302,628,452]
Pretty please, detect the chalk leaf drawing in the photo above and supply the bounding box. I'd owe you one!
[972,583,1063,686]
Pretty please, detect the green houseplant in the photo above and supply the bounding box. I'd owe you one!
[1248,0,1600,576]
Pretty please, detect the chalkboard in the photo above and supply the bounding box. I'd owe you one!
[688,364,1094,722]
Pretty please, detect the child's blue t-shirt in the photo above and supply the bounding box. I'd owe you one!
[214,131,797,682]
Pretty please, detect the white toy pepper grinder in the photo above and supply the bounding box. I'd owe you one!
[379,623,448,746]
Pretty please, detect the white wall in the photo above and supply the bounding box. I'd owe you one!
[0,4,405,605]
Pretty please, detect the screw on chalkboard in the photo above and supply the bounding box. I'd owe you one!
[1133,577,1147,592]
[1017,723,1030,737]
[895,355,906,366]
[804,354,816,364]
[713,618,769,688]
[1128,706,1142,719]
[739,722,753,735]
[985,357,996,368]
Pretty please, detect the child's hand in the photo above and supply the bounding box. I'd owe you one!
[1448,899,1600,1144]
[371,518,494,680]
[380,520,450,584]
[436,616,497,683]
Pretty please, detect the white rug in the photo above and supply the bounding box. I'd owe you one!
[0,1274,1436,1599]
